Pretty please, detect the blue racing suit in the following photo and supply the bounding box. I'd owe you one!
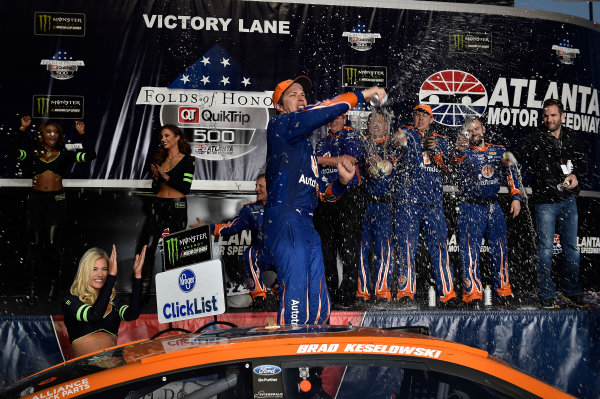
[452,143,521,302]
[210,200,274,299]
[358,136,395,300]
[264,91,364,325]
[393,127,457,303]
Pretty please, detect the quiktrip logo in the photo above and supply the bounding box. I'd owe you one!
[178,269,196,293]
[40,49,84,80]
[418,70,488,127]
[342,22,381,51]
[136,44,268,160]
[552,38,580,65]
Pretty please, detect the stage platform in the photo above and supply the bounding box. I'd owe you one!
[1,299,599,398]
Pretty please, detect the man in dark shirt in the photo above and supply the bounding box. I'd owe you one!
[515,98,587,309]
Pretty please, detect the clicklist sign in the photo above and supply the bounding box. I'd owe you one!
[155,259,225,323]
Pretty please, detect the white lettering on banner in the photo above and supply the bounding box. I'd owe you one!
[577,236,600,254]
[294,344,444,358]
[32,379,90,399]
[486,78,600,133]
[142,14,290,34]
[136,87,273,108]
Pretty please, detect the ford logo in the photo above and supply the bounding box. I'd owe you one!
[253,365,281,375]
[178,269,196,293]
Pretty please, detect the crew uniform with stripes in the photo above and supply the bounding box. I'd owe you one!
[452,122,521,304]
[264,77,369,325]
[207,199,274,300]
[392,105,457,305]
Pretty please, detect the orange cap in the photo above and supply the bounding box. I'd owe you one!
[414,104,433,116]
[272,76,312,105]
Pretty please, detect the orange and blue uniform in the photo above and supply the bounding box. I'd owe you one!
[452,142,521,302]
[358,135,395,301]
[393,127,457,303]
[210,200,273,299]
[264,91,364,325]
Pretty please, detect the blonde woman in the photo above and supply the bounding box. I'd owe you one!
[62,245,146,357]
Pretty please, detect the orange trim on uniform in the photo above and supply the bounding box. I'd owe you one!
[375,238,392,300]
[357,242,371,300]
[397,233,415,300]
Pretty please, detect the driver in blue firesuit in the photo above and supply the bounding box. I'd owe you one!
[451,116,521,309]
[263,75,385,325]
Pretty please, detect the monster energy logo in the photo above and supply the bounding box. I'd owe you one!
[346,67,358,85]
[36,97,50,115]
[38,14,52,32]
[165,237,179,265]
[452,34,465,51]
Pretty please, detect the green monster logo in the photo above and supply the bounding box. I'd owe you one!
[165,237,179,266]
[38,14,52,32]
[36,97,50,116]
[345,67,358,85]
[452,34,465,51]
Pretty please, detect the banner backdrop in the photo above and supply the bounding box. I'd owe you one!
[0,0,598,187]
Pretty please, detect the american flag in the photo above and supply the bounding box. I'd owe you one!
[168,44,259,91]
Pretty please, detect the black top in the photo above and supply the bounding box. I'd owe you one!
[62,275,142,343]
[151,155,195,194]
[514,126,586,204]
[12,131,97,178]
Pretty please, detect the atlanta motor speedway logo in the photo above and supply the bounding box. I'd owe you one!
[419,70,488,127]
[418,69,599,133]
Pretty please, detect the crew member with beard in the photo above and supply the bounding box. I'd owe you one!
[452,116,521,309]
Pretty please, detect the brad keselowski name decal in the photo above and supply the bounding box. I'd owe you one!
[297,343,442,358]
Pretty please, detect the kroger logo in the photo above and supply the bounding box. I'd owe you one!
[178,269,196,293]
[253,365,282,375]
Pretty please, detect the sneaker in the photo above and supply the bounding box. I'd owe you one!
[227,294,252,308]
[440,296,462,309]
[226,281,250,296]
[540,298,560,309]
[466,298,483,310]
[565,295,589,308]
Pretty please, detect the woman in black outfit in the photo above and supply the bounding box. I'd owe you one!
[13,116,96,305]
[137,124,195,300]
[63,245,146,357]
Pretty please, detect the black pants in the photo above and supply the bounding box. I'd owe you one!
[137,197,188,293]
[313,186,365,304]
[26,190,66,293]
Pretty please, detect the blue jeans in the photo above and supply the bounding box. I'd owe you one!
[534,195,581,300]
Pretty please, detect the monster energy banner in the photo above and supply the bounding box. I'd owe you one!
[0,0,598,188]
[163,225,211,270]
